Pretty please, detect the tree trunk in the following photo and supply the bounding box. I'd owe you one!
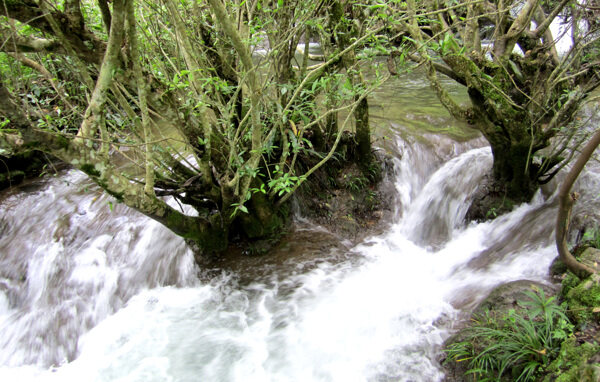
[354,95,372,167]
[238,191,286,239]
[490,140,537,202]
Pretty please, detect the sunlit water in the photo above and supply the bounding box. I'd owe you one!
[1,73,598,381]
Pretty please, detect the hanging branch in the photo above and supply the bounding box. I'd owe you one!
[126,0,155,198]
[556,128,600,279]
[76,0,126,142]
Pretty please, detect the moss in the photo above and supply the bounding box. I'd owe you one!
[79,163,101,178]
[561,272,581,299]
[566,276,600,324]
[543,337,600,382]
[167,212,228,255]
[55,135,70,150]
[166,209,183,227]
[96,180,124,202]
[239,208,285,239]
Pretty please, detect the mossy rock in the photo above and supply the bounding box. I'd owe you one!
[578,247,600,273]
[542,337,600,382]
[566,274,600,325]
[472,280,555,317]
[559,249,600,324]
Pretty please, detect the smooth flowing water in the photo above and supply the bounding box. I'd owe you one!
[0,74,598,381]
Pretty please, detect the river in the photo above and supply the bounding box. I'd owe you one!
[0,72,598,381]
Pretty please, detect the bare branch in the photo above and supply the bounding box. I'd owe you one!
[98,0,112,33]
[556,128,600,279]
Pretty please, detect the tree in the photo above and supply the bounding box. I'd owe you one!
[0,0,386,258]
[393,0,600,201]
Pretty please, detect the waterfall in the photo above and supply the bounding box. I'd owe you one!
[0,136,585,381]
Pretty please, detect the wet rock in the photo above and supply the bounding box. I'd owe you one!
[471,280,556,318]
[465,173,514,222]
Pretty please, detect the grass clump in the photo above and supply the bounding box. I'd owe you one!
[445,289,573,381]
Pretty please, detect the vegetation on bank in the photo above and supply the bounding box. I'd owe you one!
[444,244,600,382]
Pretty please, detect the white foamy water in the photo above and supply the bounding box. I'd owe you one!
[0,136,585,381]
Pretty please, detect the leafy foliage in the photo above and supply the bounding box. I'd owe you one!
[445,289,574,382]
[0,0,392,251]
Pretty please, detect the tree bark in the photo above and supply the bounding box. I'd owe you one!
[490,139,536,202]
[354,95,371,165]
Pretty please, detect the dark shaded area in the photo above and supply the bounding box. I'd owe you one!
[0,151,63,190]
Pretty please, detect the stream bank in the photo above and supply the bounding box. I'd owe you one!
[441,246,600,382]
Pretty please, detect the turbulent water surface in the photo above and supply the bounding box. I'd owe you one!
[0,74,598,381]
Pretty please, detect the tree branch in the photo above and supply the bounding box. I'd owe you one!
[556,128,600,279]
[98,0,112,33]
[0,28,61,53]
[533,0,570,39]
[77,0,126,139]
[3,0,105,64]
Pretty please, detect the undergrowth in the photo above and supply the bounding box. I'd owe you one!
[445,289,573,381]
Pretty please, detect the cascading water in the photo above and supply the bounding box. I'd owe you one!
[1,128,588,381]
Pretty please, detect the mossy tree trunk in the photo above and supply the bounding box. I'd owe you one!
[325,0,374,171]
[401,0,600,202]
[0,0,382,258]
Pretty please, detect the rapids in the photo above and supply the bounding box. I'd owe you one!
[0,135,589,381]
[1,71,598,381]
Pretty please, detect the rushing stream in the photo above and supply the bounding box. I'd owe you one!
[1,73,599,381]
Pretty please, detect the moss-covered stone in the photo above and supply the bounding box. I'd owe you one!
[578,247,600,273]
[543,337,600,382]
[566,274,600,324]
